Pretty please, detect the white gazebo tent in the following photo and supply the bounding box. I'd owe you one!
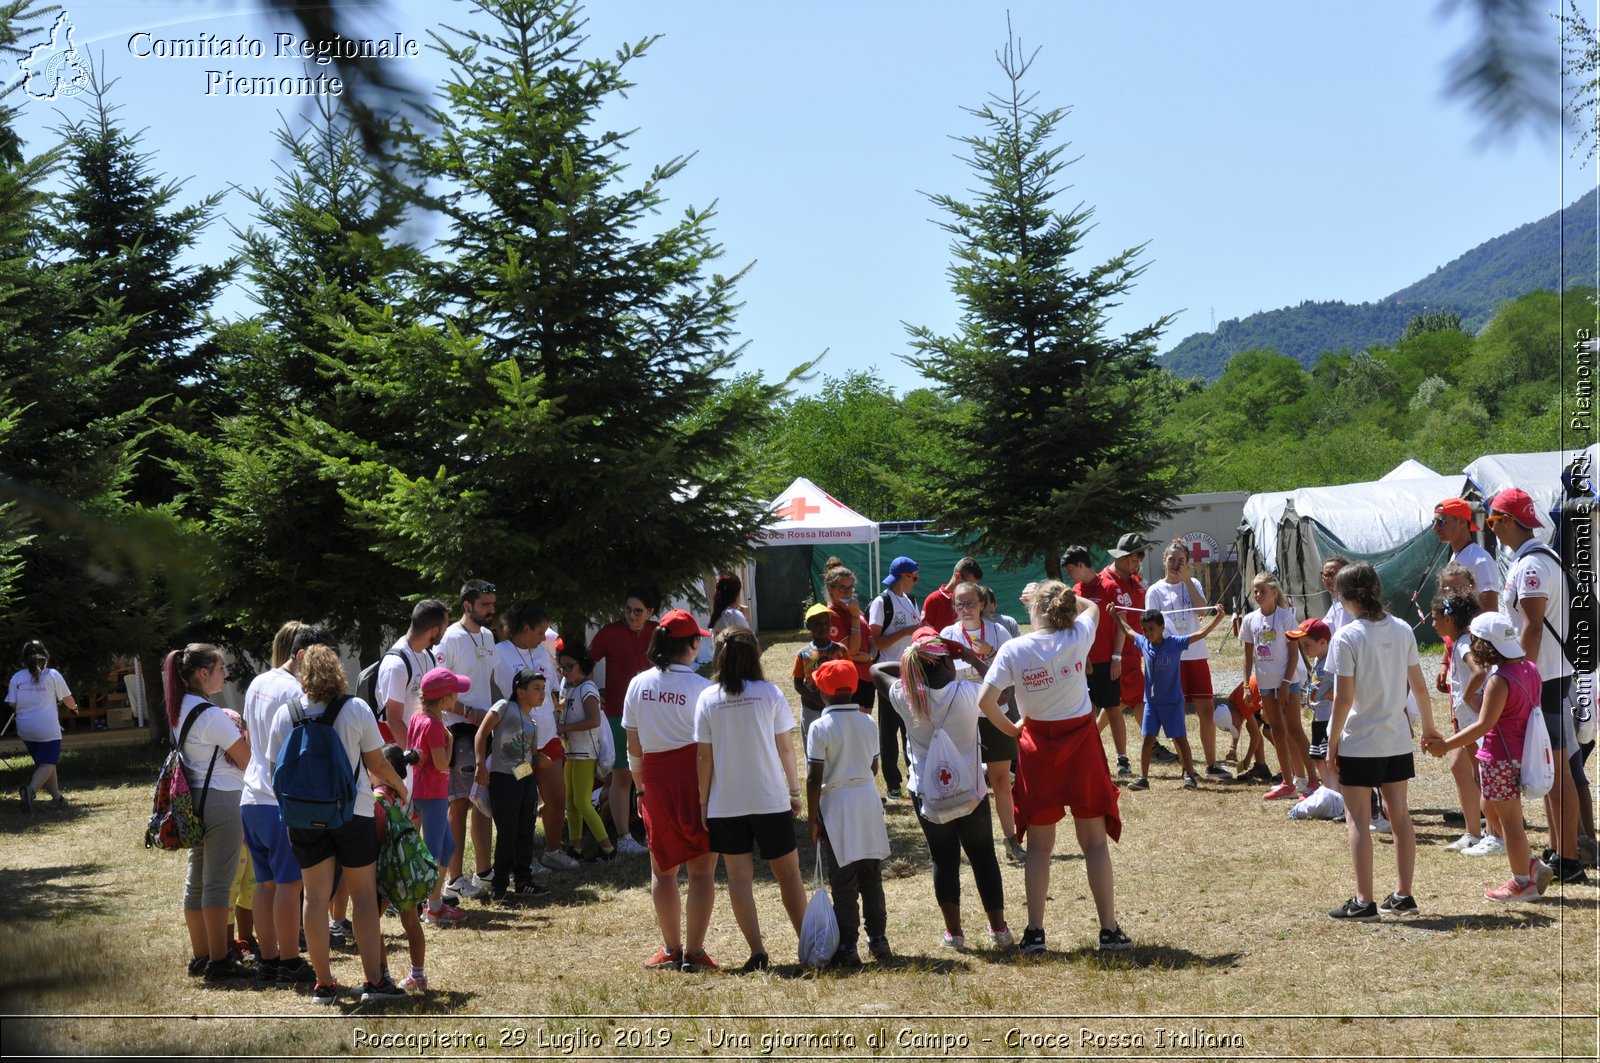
[757,477,881,623]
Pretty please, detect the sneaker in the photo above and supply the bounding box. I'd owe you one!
[827,946,863,970]
[1443,833,1481,852]
[940,931,966,952]
[1553,856,1590,884]
[990,925,1014,948]
[523,861,550,876]
[1126,775,1149,791]
[1328,897,1379,921]
[424,903,467,926]
[1262,782,1298,801]
[1441,809,1466,827]
[1378,892,1419,917]
[1097,926,1132,951]
[644,945,684,970]
[615,835,648,855]
[1204,763,1232,779]
[327,918,353,946]
[1115,757,1132,779]
[1004,836,1028,863]
[311,982,340,1006]
[49,795,67,810]
[1464,834,1506,857]
[1182,773,1199,791]
[471,871,495,892]
[1299,781,1321,798]
[867,936,893,960]
[277,959,317,987]
[681,949,718,973]
[446,874,486,900]
[18,786,31,813]
[1150,742,1178,763]
[1485,876,1540,903]
[586,844,618,863]
[541,848,580,871]
[505,880,549,899]
[187,955,208,977]
[886,787,904,800]
[203,955,250,983]
[1018,927,1046,954]
[1578,836,1599,869]
[254,958,280,986]
[399,972,428,991]
[1369,815,1392,834]
[1531,857,1555,896]
[739,952,769,973]
[359,975,406,1003]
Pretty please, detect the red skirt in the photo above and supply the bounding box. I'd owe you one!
[639,744,709,869]
[1013,715,1122,844]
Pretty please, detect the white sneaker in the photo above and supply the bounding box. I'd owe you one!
[541,849,580,871]
[471,871,495,892]
[446,874,487,899]
[1369,815,1392,834]
[615,835,648,855]
[1464,834,1506,857]
[525,861,550,875]
[1444,833,1481,852]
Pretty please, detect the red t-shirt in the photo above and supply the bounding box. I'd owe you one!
[827,604,874,682]
[1076,576,1119,664]
[1101,564,1146,667]
[405,711,450,801]
[920,586,955,632]
[588,620,658,718]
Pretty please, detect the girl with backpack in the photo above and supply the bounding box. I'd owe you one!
[1424,613,1555,901]
[871,630,1012,954]
[5,640,78,812]
[693,627,808,972]
[408,671,464,926]
[475,668,553,899]
[162,643,251,982]
[978,581,1126,955]
[556,648,617,861]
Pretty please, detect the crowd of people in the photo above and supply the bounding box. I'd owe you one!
[6,482,1593,1000]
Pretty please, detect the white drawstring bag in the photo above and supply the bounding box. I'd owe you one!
[798,848,839,967]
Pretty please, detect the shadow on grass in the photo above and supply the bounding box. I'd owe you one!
[1400,911,1559,931]
[1046,944,1246,970]
[0,862,117,923]
[0,798,96,836]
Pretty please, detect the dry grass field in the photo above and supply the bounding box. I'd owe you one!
[1,629,1595,1061]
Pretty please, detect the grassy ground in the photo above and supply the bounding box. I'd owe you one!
[0,629,1595,1061]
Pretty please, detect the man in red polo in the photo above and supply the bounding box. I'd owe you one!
[1102,534,1164,776]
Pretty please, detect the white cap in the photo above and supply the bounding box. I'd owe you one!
[1468,612,1523,659]
[1213,704,1238,736]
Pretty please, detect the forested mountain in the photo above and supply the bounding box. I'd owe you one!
[1162,188,1599,381]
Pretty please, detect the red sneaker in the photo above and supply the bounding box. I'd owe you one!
[1262,782,1298,801]
[644,945,683,970]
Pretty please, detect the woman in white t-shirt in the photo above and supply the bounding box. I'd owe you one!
[5,640,78,811]
[1324,563,1439,921]
[940,581,1023,862]
[978,580,1128,955]
[709,573,752,634]
[556,647,616,861]
[693,627,806,973]
[1240,572,1314,800]
[1146,541,1225,776]
[624,610,718,972]
[162,643,250,981]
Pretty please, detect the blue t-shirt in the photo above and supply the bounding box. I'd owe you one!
[1133,633,1193,710]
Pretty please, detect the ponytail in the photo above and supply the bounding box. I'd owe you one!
[163,643,223,728]
[647,625,699,670]
[20,640,48,682]
[1334,562,1387,621]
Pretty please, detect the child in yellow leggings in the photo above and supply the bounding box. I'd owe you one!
[556,648,616,860]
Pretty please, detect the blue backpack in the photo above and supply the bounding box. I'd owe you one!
[274,694,362,830]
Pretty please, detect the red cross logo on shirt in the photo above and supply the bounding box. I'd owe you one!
[776,496,821,521]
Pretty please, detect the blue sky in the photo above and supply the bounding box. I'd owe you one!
[10,0,1590,396]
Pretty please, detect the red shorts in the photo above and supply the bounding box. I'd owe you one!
[1179,659,1214,701]
[638,744,710,869]
[541,737,564,763]
[1119,650,1144,706]
[1013,715,1122,844]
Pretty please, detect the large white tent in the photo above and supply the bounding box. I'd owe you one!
[1463,450,1583,545]
[758,477,882,599]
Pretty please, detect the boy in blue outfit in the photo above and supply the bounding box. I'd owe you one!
[1125,605,1225,791]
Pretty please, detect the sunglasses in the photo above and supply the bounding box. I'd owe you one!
[623,606,649,616]
[1485,513,1510,525]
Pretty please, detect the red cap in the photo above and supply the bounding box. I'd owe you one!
[659,608,712,638]
[1433,497,1478,532]
[420,667,471,700]
[1488,487,1543,529]
[1286,618,1332,642]
[812,660,859,697]
[911,625,942,643]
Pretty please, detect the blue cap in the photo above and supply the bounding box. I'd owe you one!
[882,556,919,586]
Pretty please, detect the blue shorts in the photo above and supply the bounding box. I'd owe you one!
[24,739,61,766]
[413,797,454,868]
[241,804,303,885]
[1142,701,1186,739]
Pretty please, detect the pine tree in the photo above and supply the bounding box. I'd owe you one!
[905,29,1179,578]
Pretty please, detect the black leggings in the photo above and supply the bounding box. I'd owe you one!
[488,771,538,889]
[879,703,907,792]
[912,793,1005,912]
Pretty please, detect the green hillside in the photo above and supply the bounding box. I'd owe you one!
[1162,188,1600,381]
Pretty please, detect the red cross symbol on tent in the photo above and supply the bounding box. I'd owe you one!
[776,496,821,521]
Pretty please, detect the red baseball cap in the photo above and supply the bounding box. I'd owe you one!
[420,666,471,700]
[659,608,712,638]
[1433,497,1478,531]
[1286,618,1331,642]
[812,660,859,697]
[1488,487,1543,529]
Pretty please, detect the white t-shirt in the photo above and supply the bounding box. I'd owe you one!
[1453,542,1502,602]
[692,679,795,819]
[1241,606,1301,687]
[5,668,71,742]
[265,694,384,819]
[437,621,497,719]
[1328,615,1421,758]
[805,706,891,865]
[561,679,604,760]
[982,611,1098,722]
[176,693,246,792]
[887,678,988,798]
[1145,577,1212,661]
[712,609,751,634]
[1503,541,1572,682]
[1323,600,1352,633]
[623,664,711,753]
[869,591,919,637]
[494,639,558,747]
[240,666,301,807]
[377,639,435,728]
[939,619,1011,677]
[1447,637,1478,729]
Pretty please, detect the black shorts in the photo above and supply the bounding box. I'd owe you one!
[1086,661,1120,710]
[708,810,797,860]
[1336,752,1414,789]
[978,710,1019,762]
[1309,719,1328,761]
[289,815,379,870]
[851,679,876,712]
[1542,676,1573,752]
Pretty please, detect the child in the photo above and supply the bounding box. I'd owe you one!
[1424,613,1554,901]
[981,585,1021,639]
[377,744,431,990]
[407,670,465,926]
[1220,679,1268,782]
[792,603,849,746]
[1288,618,1333,792]
[1124,606,1224,790]
[1428,592,1503,855]
[805,659,892,968]
[229,851,259,961]
[1240,572,1314,799]
[556,648,617,861]
[475,668,553,899]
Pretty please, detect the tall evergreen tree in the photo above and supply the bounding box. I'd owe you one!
[906,31,1179,578]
